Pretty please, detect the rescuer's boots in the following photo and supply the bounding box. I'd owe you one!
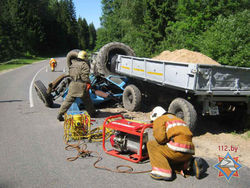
[192,157,209,179]
[150,172,174,181]
[57,114,64,121]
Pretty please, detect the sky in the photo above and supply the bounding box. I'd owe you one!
[73,0,102,29]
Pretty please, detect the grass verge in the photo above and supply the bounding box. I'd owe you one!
[231,129,250,140]
[242,130,250,140]
[0,57,47,72]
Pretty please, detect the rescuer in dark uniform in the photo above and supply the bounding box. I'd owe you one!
[57,50,96,121]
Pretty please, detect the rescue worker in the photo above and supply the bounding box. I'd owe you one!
[57,50,96,121]
[147,106,207,181]
[49,58,57,72]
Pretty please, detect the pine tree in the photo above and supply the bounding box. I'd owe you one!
[88,23,96,50]
[78,17,89,50]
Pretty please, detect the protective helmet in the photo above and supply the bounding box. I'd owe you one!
[150,106,166,121]
[77,50,88,61]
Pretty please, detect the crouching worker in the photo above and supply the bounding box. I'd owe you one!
[147,106,208,181]
[57,50,96,121]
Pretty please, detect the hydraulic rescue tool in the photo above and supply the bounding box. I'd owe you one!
[63,101,113,142]
[102,115,152,163]
[64,112,91,141]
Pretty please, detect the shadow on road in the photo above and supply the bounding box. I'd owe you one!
[194,116,249,136]
[96,110,127,118]
[51,103,61,108]
[50,70,65,73]
[0,99,23,103]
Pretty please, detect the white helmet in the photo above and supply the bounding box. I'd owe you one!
[150,106,167,121]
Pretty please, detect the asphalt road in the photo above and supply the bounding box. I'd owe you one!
[0,58,249,188]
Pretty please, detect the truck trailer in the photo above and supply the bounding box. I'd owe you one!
[91,42,250,132]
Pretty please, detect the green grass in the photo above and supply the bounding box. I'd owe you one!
[230,131,237,135]
[0,57,47,72]
[242,130,250,140]
[231,129,250,140]
[229,130,250,140]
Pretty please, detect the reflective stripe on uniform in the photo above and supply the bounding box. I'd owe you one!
[166,120,188,131]
[167,141,194,154]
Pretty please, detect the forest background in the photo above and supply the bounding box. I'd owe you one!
[0,0,249,67]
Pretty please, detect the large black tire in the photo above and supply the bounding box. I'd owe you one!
[94,42,135,77]
[66,49,80,68]
[34,80,53,107]
[122,84,141,111]
[168,98,197,132]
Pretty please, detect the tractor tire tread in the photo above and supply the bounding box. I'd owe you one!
[168,98,197,132]
[34,80,53,107]
[95,42,135,77]
[123,84,141,111]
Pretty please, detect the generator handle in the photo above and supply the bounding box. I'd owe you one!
[103,114,124,126]
[138,123,153,159]
[141,124,153,133]
[102,114,124,153]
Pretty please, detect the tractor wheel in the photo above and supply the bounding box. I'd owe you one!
[123,84,141,111]
[34,80,53,107]
[168,98,197,132]
[66,49,80,68]
[95,42,135,77]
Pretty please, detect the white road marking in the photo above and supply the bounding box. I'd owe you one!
[29,66,48,107]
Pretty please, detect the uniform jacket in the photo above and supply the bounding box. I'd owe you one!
[153,114,195,154]
[49,59,57,66]
[68,59,90,97]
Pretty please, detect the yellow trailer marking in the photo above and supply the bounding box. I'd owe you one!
[133,68,144,72]
[121,66,130,70]
[147,72,163,76]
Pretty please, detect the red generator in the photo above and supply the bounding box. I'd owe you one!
[102,115,152,163]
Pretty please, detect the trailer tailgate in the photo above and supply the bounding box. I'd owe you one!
[195,65,250,95]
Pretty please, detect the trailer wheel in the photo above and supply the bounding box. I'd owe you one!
[168,98,197,132]
[95,42,135,77]
[123,84,141,111]
[34,80,53,107]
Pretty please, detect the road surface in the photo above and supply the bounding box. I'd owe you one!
[0,58,249,188]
